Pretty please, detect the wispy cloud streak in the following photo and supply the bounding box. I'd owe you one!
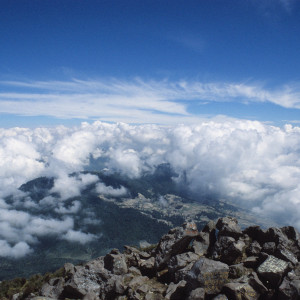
[0,78,300,123]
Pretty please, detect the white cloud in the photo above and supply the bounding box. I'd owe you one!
[0,78,300,124]
[55,200,81,214]
[1,120,300,258]
[96,182,127,197]
[0,240,32,258]
[50,173,99,201]
[62,230,97,244]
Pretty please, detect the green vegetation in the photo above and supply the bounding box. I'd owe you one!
[0,268,64,300]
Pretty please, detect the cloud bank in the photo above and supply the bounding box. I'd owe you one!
[1,120,300,256]
[1,78,300,124]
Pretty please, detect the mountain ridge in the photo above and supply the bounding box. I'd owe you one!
[1,217,300,299]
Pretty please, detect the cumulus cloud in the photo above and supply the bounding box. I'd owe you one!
[1,120,300,258]
[62,230,97,244]
[0,240,32,258]
[96,182,128,197]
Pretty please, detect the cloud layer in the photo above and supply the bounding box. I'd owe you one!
[1,78,300,124]
[1,120,300,256]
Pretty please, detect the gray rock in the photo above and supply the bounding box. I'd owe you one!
[155,221,199,270]
[222,282,260,300]
[104,252,128,275]
[246,272,268,295]
[186,257,229,295]
[165,280,187,300]
[187,288,205,300]
[216,217,243,239]
[140,257,155,277]
[192,238,209,257]
[212,236,245,265]
[83,291,98,300]
[242,256,260,268]
[246,240,262,256]
[168,251,200,280]
[212,295,228,300]
[257,255,290,287]
[174,261,195,283]
[40,278,65,299]
[275,244,298,265]
[278,276,299,300]
[229,263,251,279]
[243,226,267,244]
[262,242,276,255]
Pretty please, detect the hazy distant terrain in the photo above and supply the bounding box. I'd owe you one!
[0,165,278,280]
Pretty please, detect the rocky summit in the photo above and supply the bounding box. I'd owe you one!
[4,217,300,299]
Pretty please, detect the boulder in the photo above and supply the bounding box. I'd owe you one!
[243,226,267,244]
[229,263,251,279]
[246,240,262,256]
[216,217,243,239]
[155,221,199,270]
[187,287,205,300]
[104,251,128,275]
[275,244,298,265]
[257,255,290,287]
[222,282,259,300]
[212,295,228,300]
[186,257,229,295]
[165,280,187,300]
[262,242,276,255]
[140,257,156,277]
[212,236,245,265]
[168,251,200,281]
[40,278,65,299]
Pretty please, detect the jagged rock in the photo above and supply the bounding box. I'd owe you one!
[277,269,300,299]
[165,280,187,299]
[192,236,209,257]
[187,287,205,300]
[262,242,276,254]
[155,221,199,270]
[104,251,128,275]
[127,276,167,300]
[173,261,195,283]
[275,244,298,265]
[128,266,142,276]
[246,240,262,256]
[212,236,245,265]
[222,282,259,299]
[168,251,200,282]
[242,256,260,268]
[243,226,267,244]
[202,220,217,254]
[186,257,229,295]
[247,272,268,295]
[40,278,65,298]
[229,263,250,279]
[212,295,228,300]
[140,257,155,277]
[83,291,98,300]
[216,217,243,239]
[6,218,300,300]
[257,255,290,287]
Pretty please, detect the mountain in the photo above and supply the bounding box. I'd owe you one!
[0,165,278,280]
[1,217,300,299]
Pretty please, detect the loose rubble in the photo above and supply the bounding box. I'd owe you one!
[12,217,300,299]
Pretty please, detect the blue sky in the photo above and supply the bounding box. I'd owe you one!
[1,0,300,127]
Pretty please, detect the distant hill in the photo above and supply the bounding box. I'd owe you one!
[0,165,278,280]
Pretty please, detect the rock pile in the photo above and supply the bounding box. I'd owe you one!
[22,217,300,299]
